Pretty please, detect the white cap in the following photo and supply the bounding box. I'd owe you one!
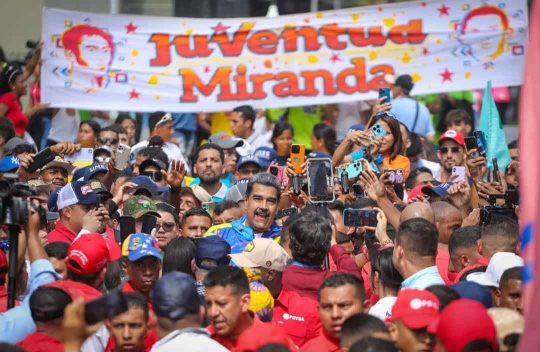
[466,252,524,287]
[229,238,290,272]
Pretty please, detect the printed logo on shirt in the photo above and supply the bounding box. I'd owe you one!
[410,298,439,311]
[282,313,305,322]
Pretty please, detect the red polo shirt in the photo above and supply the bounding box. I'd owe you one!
[47,222,77,244]
[300,331,340,352]
[208,313,259,350]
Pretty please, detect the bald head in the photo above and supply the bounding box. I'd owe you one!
[400,202,435,224]
[431,201,463,245]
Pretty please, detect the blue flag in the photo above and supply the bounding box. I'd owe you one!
[479,80,512,172]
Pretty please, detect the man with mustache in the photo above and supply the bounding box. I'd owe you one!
[207,173,281,254]
[436,130,467,183]
[191,143,229,203]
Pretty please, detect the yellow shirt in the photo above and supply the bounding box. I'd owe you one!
[210,112,233,136]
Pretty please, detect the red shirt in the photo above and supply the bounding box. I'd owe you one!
[47,222,77,244]
[300,331,340,352]
[18,333,64,352]
[436,248,452,285]
[0,92,28,136]
[208,314,258,350]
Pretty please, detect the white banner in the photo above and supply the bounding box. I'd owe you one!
[41,0,528,112]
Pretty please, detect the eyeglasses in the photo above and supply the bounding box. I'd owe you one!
[95,156,111,164]
[98,138,119,146]
[155,113,172,127]
[141,170,163,182]
[440,147,461,154]
[156,221,176,232]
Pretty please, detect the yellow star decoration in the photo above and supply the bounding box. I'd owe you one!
[412,73,422,83]
[148,76,159,85]
[307,55,319,64]
[465,72,472,79]
[369,51,377,61]
[402,53,412,64]
[383,18,396,28]
[351,14,360,22]
[132,50,139,57]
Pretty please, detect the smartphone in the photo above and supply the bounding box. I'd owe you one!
[290,144,306,175]
[386,169,405,184]
[492,158,500,183]
[473,131,487,158]
[337,160,363,180]
[277,207,298,219]
[269,165,289,190]
[307,158,335,203]
[352,184,366,198]
[141,213,158,235]
[119,216,136,244]
[340,170,350,194]
[64,148,94,163]
[370,123,387,140]
[202,202,216,217]
[27,147,56,173]
[115,144,131,171]
[451,166,467,183]
[378,88,391,103]
[343,209,378,227]
[464,136,478,155]
[85,290,128,325]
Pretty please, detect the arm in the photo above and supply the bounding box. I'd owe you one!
[360,165,401,230]
[0,103,9,117]
[330,244,361,278]
[164,160,186,210]
[196,112,211,134]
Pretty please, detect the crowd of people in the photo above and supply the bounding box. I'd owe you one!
[0,44,524,352]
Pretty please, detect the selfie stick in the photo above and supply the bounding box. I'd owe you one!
[7,224,20,309]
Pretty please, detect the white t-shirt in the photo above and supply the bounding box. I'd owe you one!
[131,140,187,166]
[151,328,228,352]
[247,130,272,151]
[369,296,397,322]
[49,108,80,143]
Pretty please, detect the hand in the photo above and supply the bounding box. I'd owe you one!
[476,181,503,199]
[17,153,35,171]
[462,208,481,227]
[51,142,81,157]
[407,194,430,204]
[27,103,51,117]
[465,149,488,180]
[372,97,392,116]
[346,131,372,147]
[82,206,107,233]
[359,161,387,202]
[112,182,137,207]
[25,199,42,237]
[163,160,186,189]
[63,298,102,351]
[374,207,392,245]
[367,138,382,159]
[447,181,471,208]
[285,159,306,178]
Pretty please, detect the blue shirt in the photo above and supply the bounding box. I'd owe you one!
[401,266,445,290]
[391,97,435,137]
[0,259,61,343]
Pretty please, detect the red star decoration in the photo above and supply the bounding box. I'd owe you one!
[129,88,141,100]
[440,68,454,83]
[204,66,211,73]
[330,53,341,64]
[125,22,137,34]
[421,2,427,7]
[377,7,384,12]
[422,47,430,56]
[212,22,231,34]
[438,4,450,16]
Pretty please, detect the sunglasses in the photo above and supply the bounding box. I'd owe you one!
[98,138,119,145]
[141,170,163,182]
[156,221,176,232]
[95,156,111,163]
[440,147,461,154]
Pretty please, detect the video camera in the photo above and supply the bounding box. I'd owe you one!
[0,174,46,226]
[480,189,519,225]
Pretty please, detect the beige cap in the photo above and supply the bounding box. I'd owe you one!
[230,238,290,271]
[41,158,76,175]
[487,307,524,351]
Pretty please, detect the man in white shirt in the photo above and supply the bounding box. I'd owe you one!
[131,111,187,166]
[150,271,228,352]
[230,105,271,150]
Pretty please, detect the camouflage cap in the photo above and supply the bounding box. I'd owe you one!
[123,195,160,219]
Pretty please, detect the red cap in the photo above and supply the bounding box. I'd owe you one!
[235,323,298,352]
[438,130,465,146]
[408,185,430,201]
[66,234,112,276]
[44,280,102,301]
[429,299,498,352]
[388,289,440,329]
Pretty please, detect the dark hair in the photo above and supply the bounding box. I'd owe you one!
[162,237,197,276]
[0,344,27,352]
[371,247,403,293]
[289,212,331,266]
[0,63,23,95]
[397,218,439,258]
[67,268,101,287]
[480,222,519,254]
[500,266,523,289]
[122,292,150,321]
[350,337,398,352]
[257,345,290,352]
[341,314,389,349]
[425,285,460,311]
[148,136,165,148]
[326,200,346,214]
[233,105,255,123]
[0,116,15,143]
[405,166,433,190]
[181,208,212,227]
[279,212,300,248]
[462,340,497,352]
[149,111,171,132]
[137,144,169,168]
[193,143,224,164]
[368,114,403,160]
[203,265,250,295]
[157,202,180,226]
[319,274,365,301]
[445,109,472,127]
[271,121,294,150]
[108,123,127,135]
[246,172,282,202]
[507,139,518,150]
[405,132,423,158]
[79,120,101,136]
[313,123,337,154]
[105,260,122,291]
[115,113,135,126]
[45,242,69,260]
[449,226,481,259]
[214,200,240,216]
[100,125,119,135]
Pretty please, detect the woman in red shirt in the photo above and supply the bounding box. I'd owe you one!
[0,63,48,137]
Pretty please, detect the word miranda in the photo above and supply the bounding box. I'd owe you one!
[149,20,427,65]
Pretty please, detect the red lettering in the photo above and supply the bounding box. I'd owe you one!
[282,26,321,52]
[369,64,395,90]
[389,20,428,45]
[320,24,348,50]
[247,30,279,55]
[180,67,235,102]
[250,73,274,99]
[273,72,300,97]
[301,70,337,96]
[149,34,171,66]
[234,65,249,99]
[336,58,370,94]
[349,27,386,47]
[210,22,255,57]
[174,35,213,58]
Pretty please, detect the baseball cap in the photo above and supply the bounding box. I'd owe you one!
[237,155,263,170]
[83,163,108,181]
[208,133,244,149]
[72,166,91,182]
[235,321,296,352]
[151,271,200,320]
[66,233,112,276]
[466,252,524,287]
[94,145,113,157]
[236,139,254,157]
[139,158,167,172]
[430,299,498,352]
[28,179,52,194]
[57,181,97,210]
[388,289,440,329]
[439,130,465,147]
[394,74,414,92]
[253,147,276,170]
[487,308,524,350]
[122,195,159,219]
[195,236,231,270]
[47,189,61,212]
[452,281,493,308]
[224,180,249,203]
[126,233,161,262]
[4,137,34,155]
[41,158,76,175]
[130,175,159,197]
[88,180,113,200]
[423,182,453,198]
[0,155,20,172]
[229,238,290,272]
[30,286,73,322]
